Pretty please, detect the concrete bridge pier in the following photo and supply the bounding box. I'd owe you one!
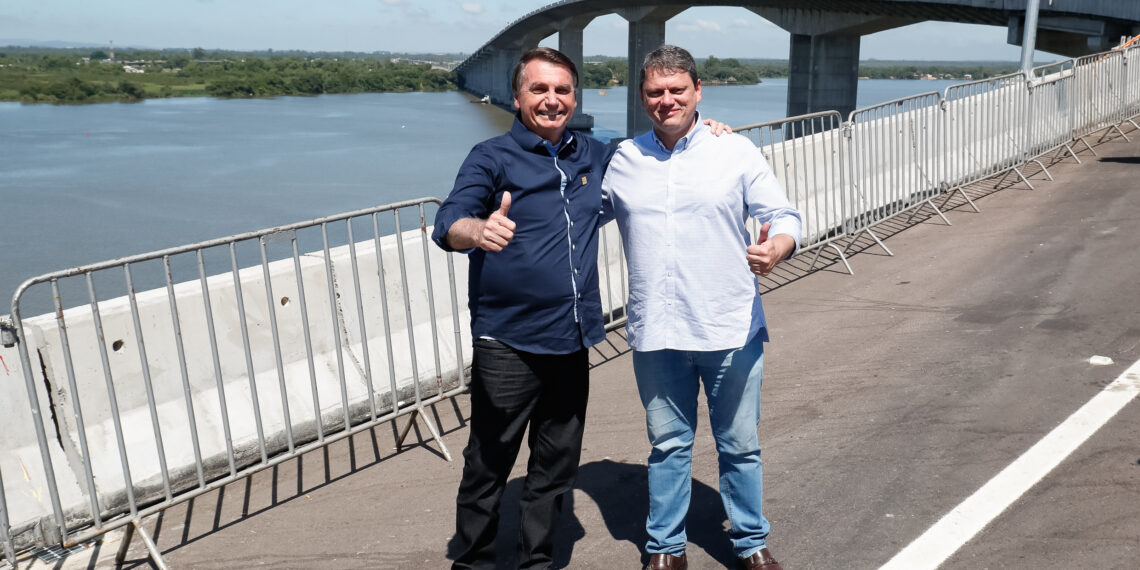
[752,8,919,120]
[456,48,512,105]
[786,33,861,120]
[491,46,522,107]
[620,6,686,137]
[558,17,596,130]
[460,34,548,112]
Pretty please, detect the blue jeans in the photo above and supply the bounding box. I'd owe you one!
[632,332,769,559]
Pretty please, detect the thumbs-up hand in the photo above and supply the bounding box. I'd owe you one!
[746,222,794,277]
[478,191,516,252]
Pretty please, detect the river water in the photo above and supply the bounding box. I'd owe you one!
[0,78,960,303]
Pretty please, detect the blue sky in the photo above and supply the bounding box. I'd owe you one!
[1,0,1029,60]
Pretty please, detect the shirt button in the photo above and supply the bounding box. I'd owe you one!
[572,244,576,250]
[570,221,574,227]
[565,199,570,204]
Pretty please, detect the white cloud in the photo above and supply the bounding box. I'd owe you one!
[461,3,484,15]
[676,19,722,33]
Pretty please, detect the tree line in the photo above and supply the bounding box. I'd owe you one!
[0,48,455,104]
[0,47,1021,104]
[580,56,1018,88]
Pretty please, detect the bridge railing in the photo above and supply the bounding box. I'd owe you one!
[0,195,628,569]
[942,73,1030,189]
[2,199,471,567]
[5,44,1140,570]
[848,91,946,232]
[735,111,848,260]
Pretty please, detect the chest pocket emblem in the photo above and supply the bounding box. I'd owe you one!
[580,176,589,187]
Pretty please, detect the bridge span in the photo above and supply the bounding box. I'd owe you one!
[456,0,1140,137]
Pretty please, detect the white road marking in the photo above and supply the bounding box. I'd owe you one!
[880,357,1140,570]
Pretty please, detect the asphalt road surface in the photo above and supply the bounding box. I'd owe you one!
[24,131,1140,569]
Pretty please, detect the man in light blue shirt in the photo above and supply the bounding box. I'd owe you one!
[601,45,801,570]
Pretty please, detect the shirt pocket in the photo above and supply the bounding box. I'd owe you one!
[567,169,602,215]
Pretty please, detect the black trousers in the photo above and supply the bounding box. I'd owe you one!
[452,338,590,570]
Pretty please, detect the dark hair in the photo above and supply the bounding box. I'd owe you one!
[512,47,578,94]
[639,44,699,89]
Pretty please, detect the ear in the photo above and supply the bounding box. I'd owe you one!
[694,78,703,102]
[513,94,520,109]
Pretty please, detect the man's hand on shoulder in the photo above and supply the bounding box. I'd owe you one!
[703,118,733,136]
[746,222,796,277]
[448,192,516,252]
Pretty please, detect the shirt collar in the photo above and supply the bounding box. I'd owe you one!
[650,110,704,153]
[509,115,576,155]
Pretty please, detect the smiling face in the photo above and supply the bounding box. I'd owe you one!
[513,59,577,144]
[640,67,703,150]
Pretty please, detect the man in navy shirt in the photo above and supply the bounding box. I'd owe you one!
[432,47,611,570]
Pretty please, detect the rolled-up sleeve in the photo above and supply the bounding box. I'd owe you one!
[432,144,499,253]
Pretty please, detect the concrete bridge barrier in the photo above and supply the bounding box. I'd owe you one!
[0,199,629,562]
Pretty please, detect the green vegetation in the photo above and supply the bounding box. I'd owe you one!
[580,55,773,88]
[581,58,627,88]
[0,47,456,104]
[580,56,1020,88]
[0,46,1024,104]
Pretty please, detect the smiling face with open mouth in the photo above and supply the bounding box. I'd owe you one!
[513,59,577,144]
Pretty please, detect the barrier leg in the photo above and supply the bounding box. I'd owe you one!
[1013,166,1036,190]
[907,199,952,226]
[395,406,453,462]
[1056,144,1082,164]
[840,228,893,261]
[1032,159,1054,181]
[929,199,952,225]
[115,518,168,570]
[809,243,854,275]
[1076,135,1099,157]
[1098,124,1129,143]
[862,228,893,257]
[114,523,133,564]
[939,186,980,214]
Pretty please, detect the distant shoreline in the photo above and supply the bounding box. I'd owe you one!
[0,46,1021,105]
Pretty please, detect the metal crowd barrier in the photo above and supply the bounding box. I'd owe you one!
[848,91,947,247]
[3,198,468,568]
[735,111,856,272]
[1025,61,1084,165]
[733,45,1140,276]
[5,44,1140,569]
[942,73,1033,195]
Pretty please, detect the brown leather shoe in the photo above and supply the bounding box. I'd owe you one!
[644,552,687,570]
[738,547,783,570]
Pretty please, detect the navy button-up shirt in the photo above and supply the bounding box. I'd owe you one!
[432,117,614,354]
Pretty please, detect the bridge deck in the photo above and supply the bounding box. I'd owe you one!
[22,132,1140,569]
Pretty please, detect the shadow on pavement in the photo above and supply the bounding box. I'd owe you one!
[447,458,738,569]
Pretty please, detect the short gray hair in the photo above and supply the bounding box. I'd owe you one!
[640,44,699,89]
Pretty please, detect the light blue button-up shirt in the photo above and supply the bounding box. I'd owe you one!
[601,118,802,352]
